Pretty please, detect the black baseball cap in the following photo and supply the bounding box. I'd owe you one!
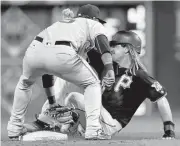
[77,4,106,24]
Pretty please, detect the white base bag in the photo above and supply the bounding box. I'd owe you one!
[22,131,68,141]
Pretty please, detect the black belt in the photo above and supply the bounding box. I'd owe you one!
[35,36,71,46]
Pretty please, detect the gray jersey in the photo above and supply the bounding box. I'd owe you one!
[38,18,108,58]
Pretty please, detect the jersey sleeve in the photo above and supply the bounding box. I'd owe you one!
[136,70,167,102]
[90,22,108,41]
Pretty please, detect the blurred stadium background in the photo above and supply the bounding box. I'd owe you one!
[1,0,180,142]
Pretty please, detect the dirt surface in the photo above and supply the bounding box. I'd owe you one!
[2,113,180,146]
[1,135,180,146]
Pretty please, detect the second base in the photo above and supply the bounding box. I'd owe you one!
[22,131,68,141]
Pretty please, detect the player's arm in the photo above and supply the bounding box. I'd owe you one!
[89,22,115,88]
[156,96,175,139]
[137,70,175,139]
[42,74,57,107]
[94,35,115,87]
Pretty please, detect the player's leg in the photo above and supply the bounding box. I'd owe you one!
[57,55,110,139]
[64,92,86,135]
[22,45,107,139]
[40,79,83,115]
[65,92,122,137]
[64,92,122,137]
[24,78,84,133]
[7,46,44,139]
[100,107,122,136]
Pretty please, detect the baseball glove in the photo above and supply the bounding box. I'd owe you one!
[44,104,79,127]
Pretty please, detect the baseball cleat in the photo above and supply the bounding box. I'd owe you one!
[23,119,52,132]
[85,129,111,140]
[8,127,27,141]
[24,119,61,132]
[9,136,22,141]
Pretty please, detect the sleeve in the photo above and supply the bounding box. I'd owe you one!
[90,22,108,42]
[94,35,111,54]
[136,70,167,102]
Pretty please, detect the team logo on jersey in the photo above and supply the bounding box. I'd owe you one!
[151,81,163,92]
[114,74,133,92]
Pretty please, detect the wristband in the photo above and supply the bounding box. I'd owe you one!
[47,96,56,105]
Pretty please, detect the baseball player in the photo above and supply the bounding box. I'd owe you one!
[24,31,175,140]
[7,4,115,140]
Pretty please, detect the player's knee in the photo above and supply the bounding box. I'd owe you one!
[65,92,77,107]
[42,74,55,88]
[18,75,35,90]
[83,78,101,89]
[85,81,101,90]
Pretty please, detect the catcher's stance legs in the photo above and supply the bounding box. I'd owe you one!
[7,40,103,138]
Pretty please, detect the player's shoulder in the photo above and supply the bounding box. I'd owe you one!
[84,18,104,28]
[75,17,98,24]
[47,21,61,30]
[75,17,87,23]
[135,69,158,85]
[74,17,102,28]
[135,69,149,78]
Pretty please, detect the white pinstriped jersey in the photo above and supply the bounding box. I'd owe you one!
[38,17,108,59]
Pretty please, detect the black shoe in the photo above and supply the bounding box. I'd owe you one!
[24,118,61,132]
[23,119,51,132]
[9,136,22,141]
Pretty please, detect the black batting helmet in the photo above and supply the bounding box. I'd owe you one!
[77,4,106,24]
[110,30,142,54]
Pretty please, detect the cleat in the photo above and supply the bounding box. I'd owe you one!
[23,119,61,132]
[85,129,111,140]
[8,127,27,141]
[23,119,51,132]
[9,136,21,141]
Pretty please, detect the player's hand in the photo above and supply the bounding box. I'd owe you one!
[102,70,115,87]
[162,130,175,140]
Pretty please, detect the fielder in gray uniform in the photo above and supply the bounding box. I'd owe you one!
[7,4,115,140]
